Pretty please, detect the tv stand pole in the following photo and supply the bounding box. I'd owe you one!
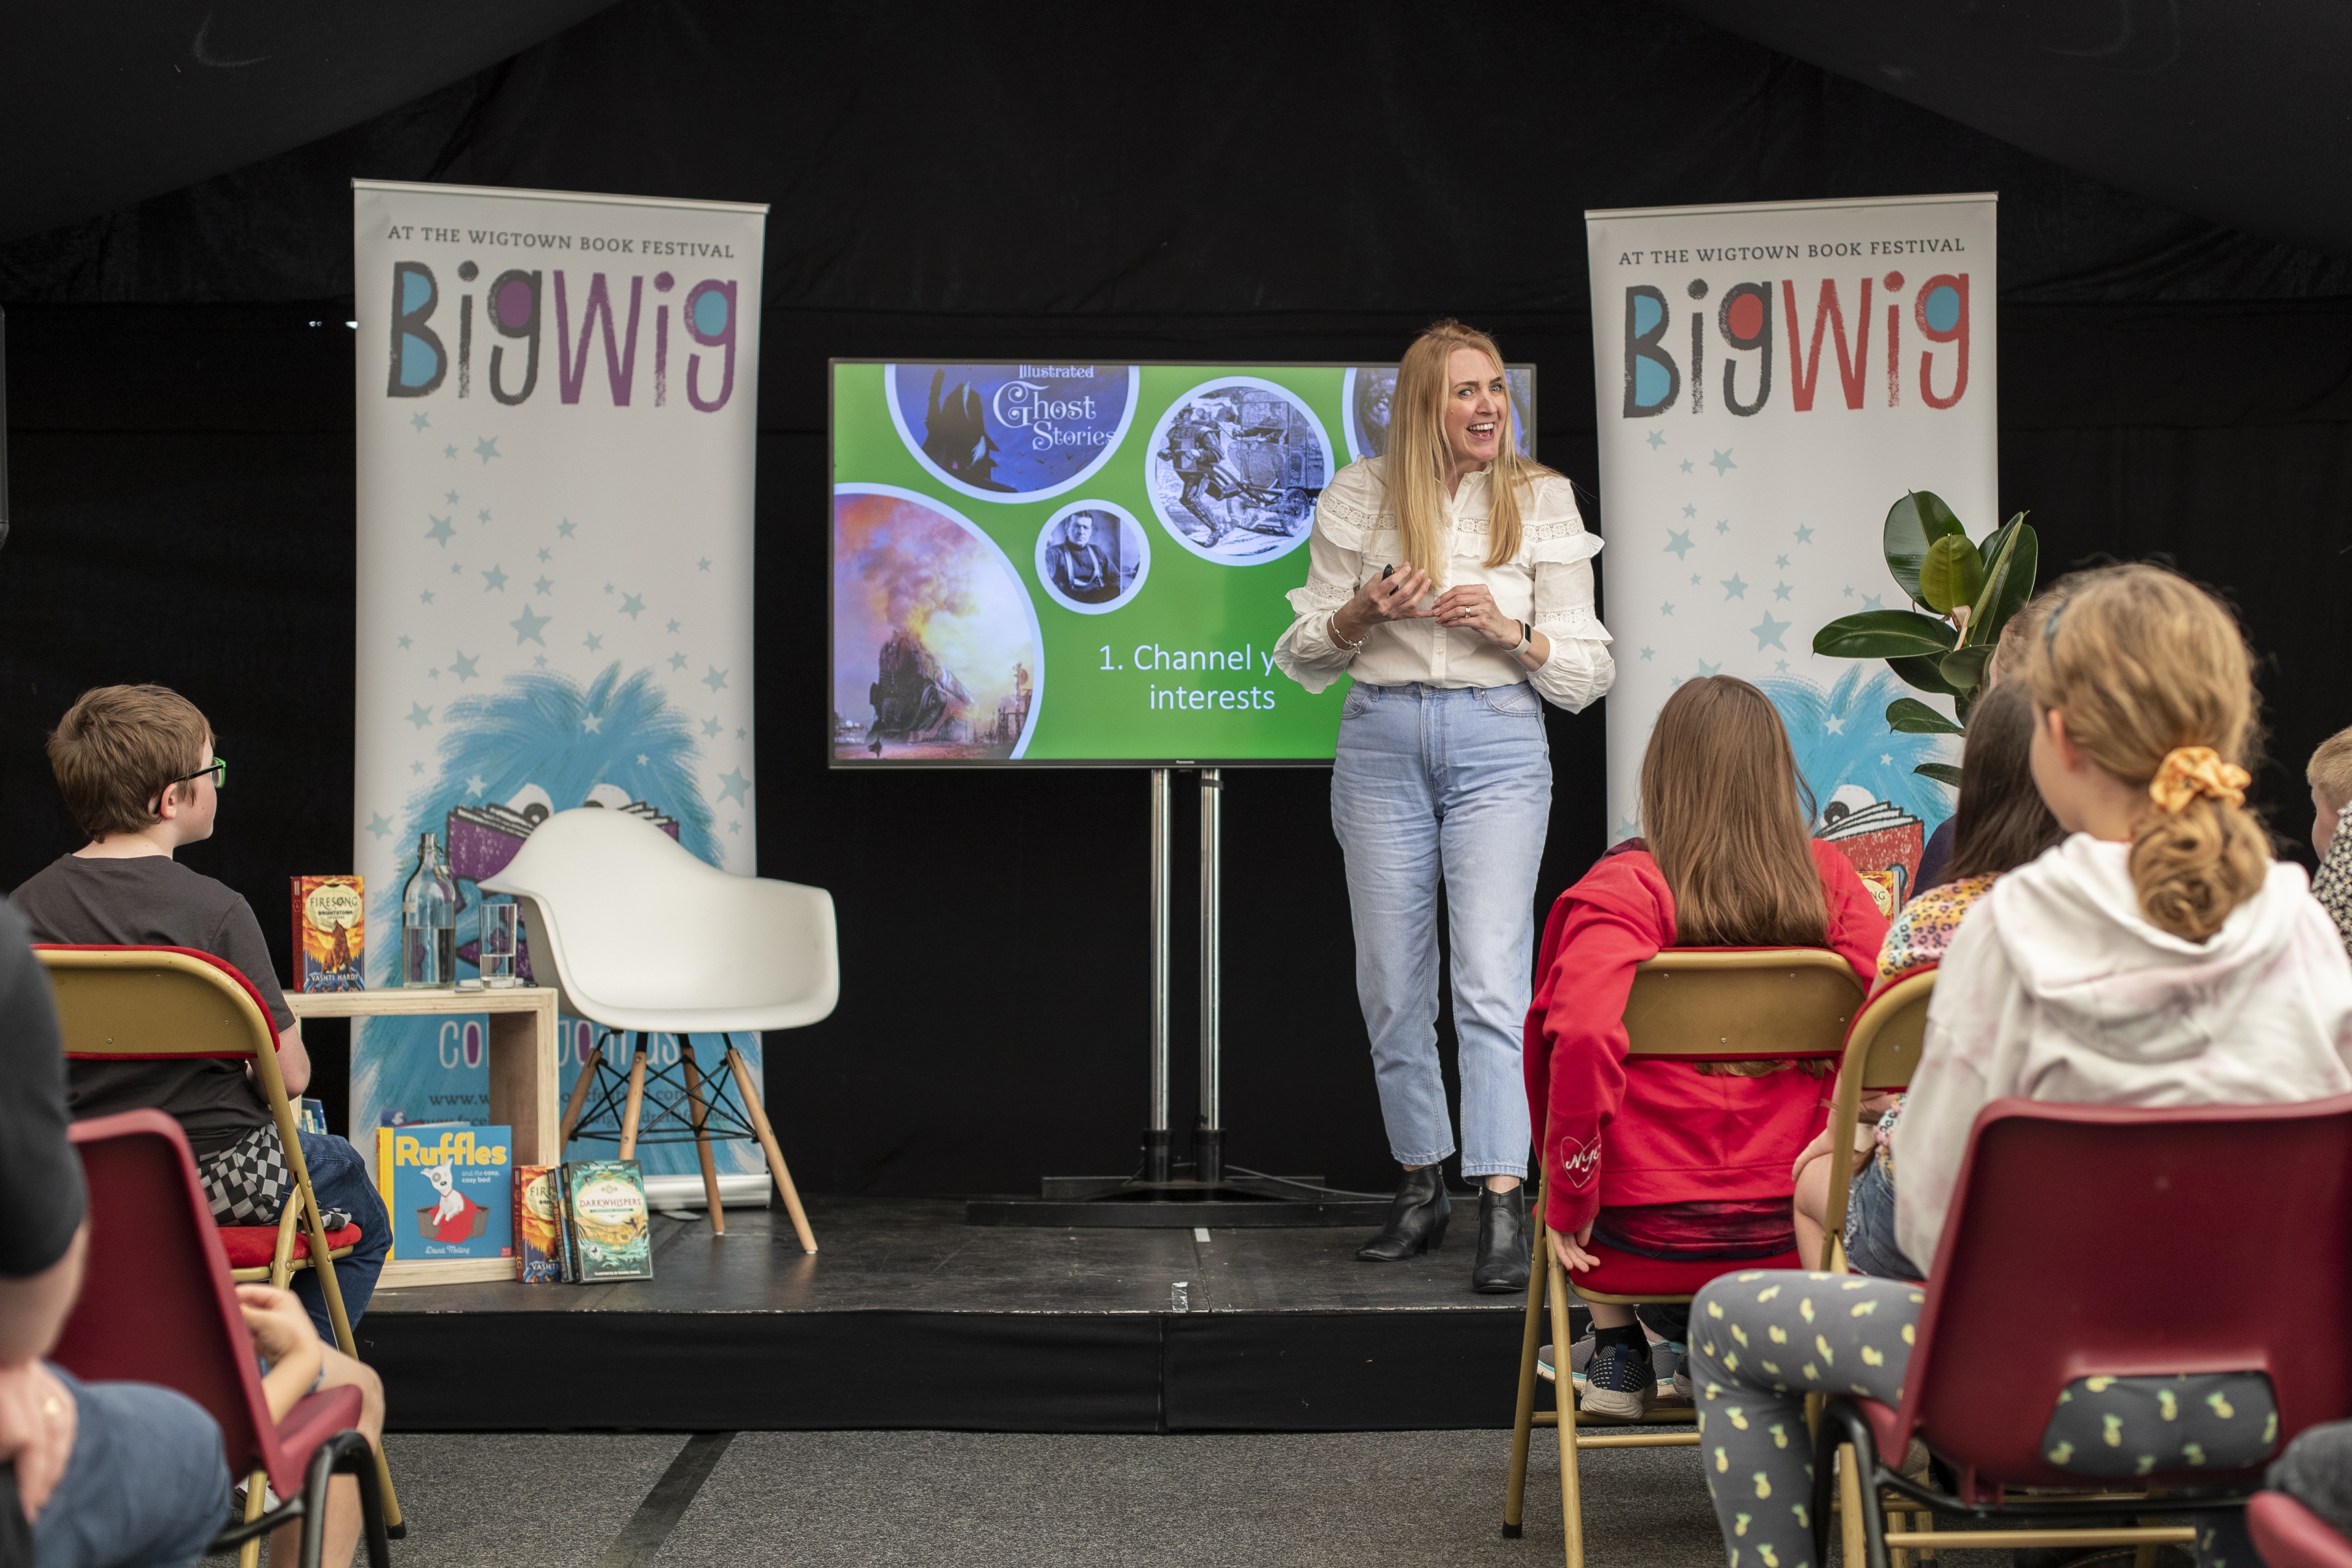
[968,768,1387,1228]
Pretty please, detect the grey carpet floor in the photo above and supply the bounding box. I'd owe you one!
[208,1428,2036,1568]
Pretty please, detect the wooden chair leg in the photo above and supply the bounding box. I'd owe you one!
[1503,1247,1545,1536]
[724,1045,815,1253]
[1549,1251,1584,1568]
[677,1036,727,1236]
[617,1034,649,1159]
[559,1032,605,1147]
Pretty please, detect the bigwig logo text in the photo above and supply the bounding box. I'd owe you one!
[1622,270,1970,420]
[386,260,740,412]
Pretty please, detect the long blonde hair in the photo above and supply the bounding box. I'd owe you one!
[1640,677,1829,948]
[1383,320,1555,578]
[2023,563,2269,942]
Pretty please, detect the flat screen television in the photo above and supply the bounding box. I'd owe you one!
[829,360,1536,766]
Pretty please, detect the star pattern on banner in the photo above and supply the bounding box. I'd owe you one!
[1696,659,1721,678]
[396,634,412,650]
[717,768,752,805]
[450,650,480,681]
[477,509,492,524]
[410,413,431,433]
[534,576,554,596]
[1722,574,1747,599]
[405,703,433,729]
[583,712,603,733]
[557,519,577,538]
[366,813,393,839]
[1751,612,1791,649]
[1710,449,1737,474]
[583,631,604,651]
[1664,529,1694,559]
[619,594,646,619]
[1659,602,1675,616]
[1645,431,1666,449]
[1776,554,1791,568]
[702,717,722,737]
[510,607,551,644]
[1825,716,1847,735]
[1639,647,1654,660]
[1681,503,1698,519]
[1678,459,1694,474]
[1794,524,1815,544]
[666,619,681,634]
[671,654,690,672]
[703,666,729,692]
[1715,518,1731,535]
[1775,659,1791,672]
[1862,594,1884,611]
[445,489,460,505]
[481,565,509,592]
[466,775,488,796]
[443,443,457,458]
[1774,581,1793,601]
[697,558,712,572]
[537,548,552,562]
[474,437,501,463]
[426,515,455,546]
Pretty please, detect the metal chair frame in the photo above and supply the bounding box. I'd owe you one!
[1503,948,1866,1566]
[37,946,405,1557]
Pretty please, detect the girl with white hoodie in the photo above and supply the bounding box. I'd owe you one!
[1685,563,2352,1568]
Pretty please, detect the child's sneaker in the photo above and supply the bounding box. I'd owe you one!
[1655,1339,1693,1401]
[1578,1336,1655,1420]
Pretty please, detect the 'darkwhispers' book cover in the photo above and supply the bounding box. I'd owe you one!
[561,1159,652,1282]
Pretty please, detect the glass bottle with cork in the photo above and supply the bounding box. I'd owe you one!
[401,832,458,989]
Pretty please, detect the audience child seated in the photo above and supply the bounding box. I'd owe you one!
[1908,609,2041,893]
[237,1283,385,1568]
[2307,723,2352,955]
[1788,679,2063,1276]
[9,685,390,1339]
[1686,564,2352,1568]
[1525,676,1889,1420]
[0,897,229,1568]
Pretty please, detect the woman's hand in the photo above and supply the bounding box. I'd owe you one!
[1549,1225,1600,1273]
[1330,566,1435,648]
[1431,583,1521,647]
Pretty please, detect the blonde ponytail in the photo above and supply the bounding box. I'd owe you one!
[2025,566,2269,942]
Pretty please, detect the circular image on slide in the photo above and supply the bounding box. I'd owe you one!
[832,484,1043,762]
[1146,377,1330,567]
[1034,501,1149,615]
[1341,366,1538,463]
[884,364,1140,503]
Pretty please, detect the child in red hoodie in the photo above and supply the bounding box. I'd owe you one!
[1525,675,1886,1416]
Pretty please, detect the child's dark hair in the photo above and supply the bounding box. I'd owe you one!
[1945,680,2065,881]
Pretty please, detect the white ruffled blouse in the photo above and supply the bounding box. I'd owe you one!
[1271,457,1615,712]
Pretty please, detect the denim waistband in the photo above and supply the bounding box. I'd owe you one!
[1352,681,1528,700]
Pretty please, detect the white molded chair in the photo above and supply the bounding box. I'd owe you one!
[482,806,836,1251]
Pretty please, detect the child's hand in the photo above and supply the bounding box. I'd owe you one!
[236,1284,319,1363]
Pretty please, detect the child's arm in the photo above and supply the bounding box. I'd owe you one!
[237,1284,324,1422]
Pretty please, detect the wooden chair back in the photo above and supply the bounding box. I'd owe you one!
[1623,948,1865,1060]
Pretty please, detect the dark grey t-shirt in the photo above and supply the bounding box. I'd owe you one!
[0,898,87,1277]
[11,855,295,1157]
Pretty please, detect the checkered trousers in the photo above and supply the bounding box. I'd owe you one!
[196,1123,353,1231]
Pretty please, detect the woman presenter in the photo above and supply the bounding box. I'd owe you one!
[1273,321,1615,1293]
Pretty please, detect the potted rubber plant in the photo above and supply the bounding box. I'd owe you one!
[1810,492,2039,787]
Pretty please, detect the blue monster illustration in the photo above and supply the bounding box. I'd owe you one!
[354,664,764,1185]
[1757,664,1956,834]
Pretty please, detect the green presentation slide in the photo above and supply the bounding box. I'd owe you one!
[829,359,1535,766]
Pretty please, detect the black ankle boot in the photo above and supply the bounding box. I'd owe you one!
[1356,1166,1450,1261]
[1471,1184,1530,1293]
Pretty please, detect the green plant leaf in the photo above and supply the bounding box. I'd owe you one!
[1918,534,1985,614]
[1883,490,1967,605]
[1885,698,1966,735]
[1812,609,1959,660]
[1888,654,1965,697]
[1939,644,1994,691]
[1913,762,1964,789]
[1970,516,2037,642]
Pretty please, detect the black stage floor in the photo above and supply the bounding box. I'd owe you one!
[357,1196,1591,1435]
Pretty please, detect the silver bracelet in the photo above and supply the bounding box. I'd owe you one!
[1330,615,1367,654]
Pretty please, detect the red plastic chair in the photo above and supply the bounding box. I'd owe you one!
[49,1111,388,1568]
[1814,1092,2352,1568]
[2250,1492,2352,1568]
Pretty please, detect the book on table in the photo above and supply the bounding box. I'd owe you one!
[290,875,365,993]
[560,1159,653,1282]
[513,1164,567,1283]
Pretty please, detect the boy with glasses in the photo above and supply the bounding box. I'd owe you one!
[9,685,389,1338]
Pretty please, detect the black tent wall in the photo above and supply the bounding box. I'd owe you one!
[2,1,2346,1197]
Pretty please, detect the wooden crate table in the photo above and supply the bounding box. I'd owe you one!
[288,984,561,1286]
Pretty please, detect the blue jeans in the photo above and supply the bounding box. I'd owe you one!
[31,1368,228,1568]
[1843,1158,1925,1280]
[295,1131,390,1341]
[1331,682,1550,1179]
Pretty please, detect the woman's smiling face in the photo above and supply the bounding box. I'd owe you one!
[1442,347,1508,472]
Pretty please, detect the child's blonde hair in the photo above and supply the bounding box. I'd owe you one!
[2023,564,2267,942]
[2308,726,2352,814]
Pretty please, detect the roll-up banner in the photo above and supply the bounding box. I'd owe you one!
[1586,193,1998,912]
[351,179,770,1202]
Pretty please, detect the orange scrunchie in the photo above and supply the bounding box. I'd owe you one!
[2148,746,2250,814]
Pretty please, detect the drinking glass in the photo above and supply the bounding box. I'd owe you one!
[481,902,521,988]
